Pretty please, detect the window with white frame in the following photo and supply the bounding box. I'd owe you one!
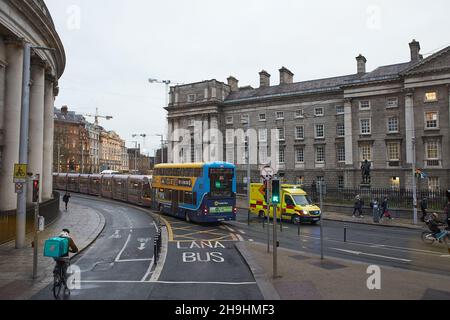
[314,107,324,117]
[226,116,233,124]
[386,97,399,108]
[359,100,371,110]
[425,91,438,102]
[387,142,400,161]
[295,126,304,140]
[259,146,268,164]
[336,105,345,114]
[295,147,304,163]
[337,144,345,162]
[258,128,267,142]
[295,109,304,118]
[360,118,371,135]
[425,112,439,129]
[315,145,325,163]
[338,176,344,188]
[428,177,440,191]
[315,124,325,139]
[259,113,266,121]
[276,111,284,120]
[387,117,399,133]
[188,119,195,127]
[277,128,285,141]
[360,143,372,161]
[241,114,249,124]
[426,141,439,160]
[226,130,234,144]
[278,146,285,164]
[336,123,345,137]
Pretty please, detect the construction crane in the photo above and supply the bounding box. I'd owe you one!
[83,108,113,126]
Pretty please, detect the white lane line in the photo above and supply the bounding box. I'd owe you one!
[140,258,155,282]
[79,280,257,285]
[238,229,246,235]
[115,258,153,263]
[224,225,236,233]
[330,248,412,263]
[236,234,245,242]
[115,233,132,262]
[152,222,159,232]
[248,239,254,242]
[441,255,450,258]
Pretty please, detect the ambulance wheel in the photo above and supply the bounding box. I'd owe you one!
[258,211,265,219]
[292,216,301,225]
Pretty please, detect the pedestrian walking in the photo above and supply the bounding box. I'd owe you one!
[420,197,428,222]
[380,196,392,220]
[63,192,71,211]
[352,195,364,218]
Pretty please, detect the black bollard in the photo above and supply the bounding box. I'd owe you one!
[344,227,347,242]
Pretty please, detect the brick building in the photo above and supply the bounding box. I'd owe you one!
[166,40,450,190]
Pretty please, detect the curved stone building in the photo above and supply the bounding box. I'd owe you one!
[0,0,65,213]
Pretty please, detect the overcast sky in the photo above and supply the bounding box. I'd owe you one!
[45,0,450,155]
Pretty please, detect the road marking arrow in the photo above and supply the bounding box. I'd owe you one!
[138,243,146,251]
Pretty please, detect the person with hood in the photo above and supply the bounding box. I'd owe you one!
[352,195,364,218]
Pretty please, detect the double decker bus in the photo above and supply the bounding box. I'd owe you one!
[152,162,237,223]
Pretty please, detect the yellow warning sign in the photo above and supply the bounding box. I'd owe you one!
[14,164,27,180]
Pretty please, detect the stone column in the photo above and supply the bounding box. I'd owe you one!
[167,118,173,163]
[344,98,353,166]
[202,116,209,162]
[26,59,46,203]
[405,91,414,164]
[42,74,56,200]
[194,117,202,162]
[0,38,23,212]
[210,114,221,161]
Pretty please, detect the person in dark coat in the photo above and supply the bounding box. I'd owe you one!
[62,192,71,211]
[352,195,364,218]
[420,197,428,222]
[380,196,392,220]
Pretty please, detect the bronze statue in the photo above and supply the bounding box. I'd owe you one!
[361,160,371,184]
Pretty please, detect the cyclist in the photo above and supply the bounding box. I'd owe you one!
[54,229,79,279]
[426,213,446,242]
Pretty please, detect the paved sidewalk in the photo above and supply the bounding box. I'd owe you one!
[236,197,424,230]
[0,199,105,300]
[236,241,450,300]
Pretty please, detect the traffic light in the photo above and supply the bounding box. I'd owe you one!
[32,179,39,203]
[271,179,280,204]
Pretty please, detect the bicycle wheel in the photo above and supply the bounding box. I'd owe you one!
[421,231,435,245]
[53,274,63,300]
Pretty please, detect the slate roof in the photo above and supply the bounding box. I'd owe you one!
[53,107,86,123]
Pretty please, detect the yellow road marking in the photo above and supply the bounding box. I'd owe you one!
[158,215,174,241]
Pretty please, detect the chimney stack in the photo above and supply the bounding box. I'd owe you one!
[279,67,294,85]
[356,54,367,75]
[409,39,422,62]
[259,70,271,88]
[61,105,68,115]
[227,76,239,92]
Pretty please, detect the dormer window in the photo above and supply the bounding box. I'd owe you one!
[187,94,196,102]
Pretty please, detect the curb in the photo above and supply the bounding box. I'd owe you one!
[72,207,106,259]
[235,242,280,300]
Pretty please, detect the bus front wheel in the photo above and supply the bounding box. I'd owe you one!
[258,211,265,219]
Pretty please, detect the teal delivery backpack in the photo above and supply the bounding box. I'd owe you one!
[43,237,69,258]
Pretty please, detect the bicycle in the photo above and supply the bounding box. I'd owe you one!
[421,228,450,253]
[52,257,71,300]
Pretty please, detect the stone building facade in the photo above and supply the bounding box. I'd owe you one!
[166,40,450,190]
[99,130,127,172]
[0,0,65,211]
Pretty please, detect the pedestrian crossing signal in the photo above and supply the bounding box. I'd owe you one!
[32,179,39,203]
[271,179,280,204]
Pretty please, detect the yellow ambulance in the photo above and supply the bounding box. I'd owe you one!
[249,183,321,224]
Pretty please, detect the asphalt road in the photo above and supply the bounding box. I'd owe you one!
[32,196,263,300]
[230,209,450,277]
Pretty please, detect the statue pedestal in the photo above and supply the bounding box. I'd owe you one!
[359,183,372,201]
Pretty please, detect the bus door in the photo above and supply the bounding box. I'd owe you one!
[172,190,179,215]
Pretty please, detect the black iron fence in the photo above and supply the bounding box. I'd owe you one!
[302,186,447,211]
[237,182,447,211]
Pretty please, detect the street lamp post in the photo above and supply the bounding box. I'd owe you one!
[155,134,164,164]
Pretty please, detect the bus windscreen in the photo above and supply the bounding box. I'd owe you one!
[209,168,233,197]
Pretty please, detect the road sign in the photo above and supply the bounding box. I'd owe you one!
[14,163,27,182]
[15,182,24,194]
[260,166,274,181]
